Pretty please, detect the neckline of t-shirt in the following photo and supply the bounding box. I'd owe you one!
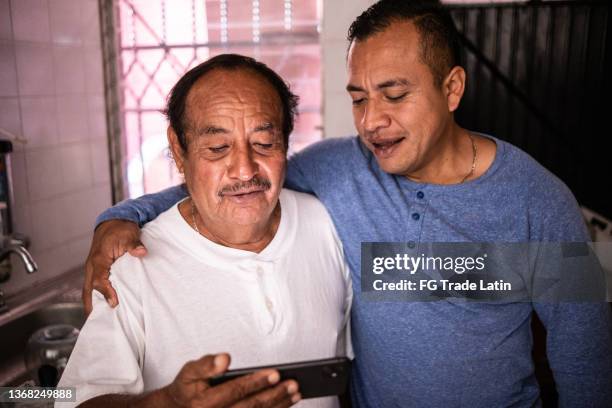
[162,189,294,265]
[393,132,506,193]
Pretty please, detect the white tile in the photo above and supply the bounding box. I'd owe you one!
[28,245,66,280]
[81,0,100,45]
[60,142,92,192]
[92,183,112,212]
[29,195,64,250]
[49,0,82,45]
[0,0,12,40]
[58,192,87,239]
[65,235,90,269]
[25,147,64,201]
[19,96,58,147]
[8,150,29,207]
[12,202,32,239]
[0,41,17,96]
[10,0,51,43]
[0,97,23,145]
[14,42,55,96]
[83,46,104,94]
[56,95,88,142]
[87,94,107,140]
[89,138,110,183]
[26,235,87,279]
[53,45,85,94]
[60,189,98,239]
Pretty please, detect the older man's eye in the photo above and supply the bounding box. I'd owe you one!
[351,98,365,106]
[386,93,407,102]
[209,145,229,153]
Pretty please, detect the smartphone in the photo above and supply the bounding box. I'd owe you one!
[209,357,351,399]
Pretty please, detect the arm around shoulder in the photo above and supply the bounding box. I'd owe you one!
[95,184,188,229]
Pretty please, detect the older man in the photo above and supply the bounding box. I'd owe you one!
[84,0,611,407]
[58,54,351,408]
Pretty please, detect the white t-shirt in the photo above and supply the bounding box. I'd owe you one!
[57,189,352,407]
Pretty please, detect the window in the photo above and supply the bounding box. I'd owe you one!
[116,0,322,197]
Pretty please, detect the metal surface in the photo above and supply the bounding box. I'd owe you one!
[100,0,128,204]
[0,303,85,386]
[0,244,37,275]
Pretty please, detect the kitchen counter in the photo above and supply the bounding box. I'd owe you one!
[0,267,83,328]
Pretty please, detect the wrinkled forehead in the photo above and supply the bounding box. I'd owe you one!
[184,68,283,128]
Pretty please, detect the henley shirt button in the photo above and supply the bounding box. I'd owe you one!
[412,213,420,221]
[408,241,416,248]
[265,298,274,310]
[417,191,424,199]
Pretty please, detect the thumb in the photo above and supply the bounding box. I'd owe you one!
[179,353,231,383]
[127,241,147,257]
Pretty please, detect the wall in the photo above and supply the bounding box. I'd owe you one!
[449,2,611,220]
[321,0,374,138]
[0,0,111,296]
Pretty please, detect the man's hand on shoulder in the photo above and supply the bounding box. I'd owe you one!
[83,219,147,315]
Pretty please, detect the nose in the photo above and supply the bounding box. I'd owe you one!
[361,100,390,134]
[227,144,258,181]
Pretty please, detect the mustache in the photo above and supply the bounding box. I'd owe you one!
[218,176,272,196]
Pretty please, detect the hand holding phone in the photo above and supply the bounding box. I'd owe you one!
[209,357,351,399]
[162,353,301,408]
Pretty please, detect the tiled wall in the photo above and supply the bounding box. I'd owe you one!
[321,0,374,138]
[0,0,111,296]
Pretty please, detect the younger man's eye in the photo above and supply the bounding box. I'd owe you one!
[255,143,274,149]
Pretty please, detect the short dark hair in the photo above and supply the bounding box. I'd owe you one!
[165,54,299,151]
[347,0,461,87]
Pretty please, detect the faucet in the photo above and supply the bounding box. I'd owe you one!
[1,243,38,274]
[0,235,37,313]
[0,234,38,284]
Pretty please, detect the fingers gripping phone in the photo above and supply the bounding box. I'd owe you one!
[209,357,351,399]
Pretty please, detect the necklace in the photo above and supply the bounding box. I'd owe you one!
[460,133,477,183]
[191,199,200,235]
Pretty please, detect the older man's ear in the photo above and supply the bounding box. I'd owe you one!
[168,126,186,174]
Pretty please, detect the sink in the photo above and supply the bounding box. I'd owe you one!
[0,302,85,386]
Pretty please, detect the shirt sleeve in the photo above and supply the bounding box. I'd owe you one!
[285,154,316,194]
[95,184,188,228]
[56,258,146,407]
[529,176,612,406]
[533,302,612,407]
[331,222,353,360]
[340,260,354,360]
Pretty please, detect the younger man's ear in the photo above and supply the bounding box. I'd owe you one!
[167,127,186,174]
[444,66,466,113]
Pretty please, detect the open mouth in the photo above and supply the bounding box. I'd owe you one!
[371,137,405,157]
